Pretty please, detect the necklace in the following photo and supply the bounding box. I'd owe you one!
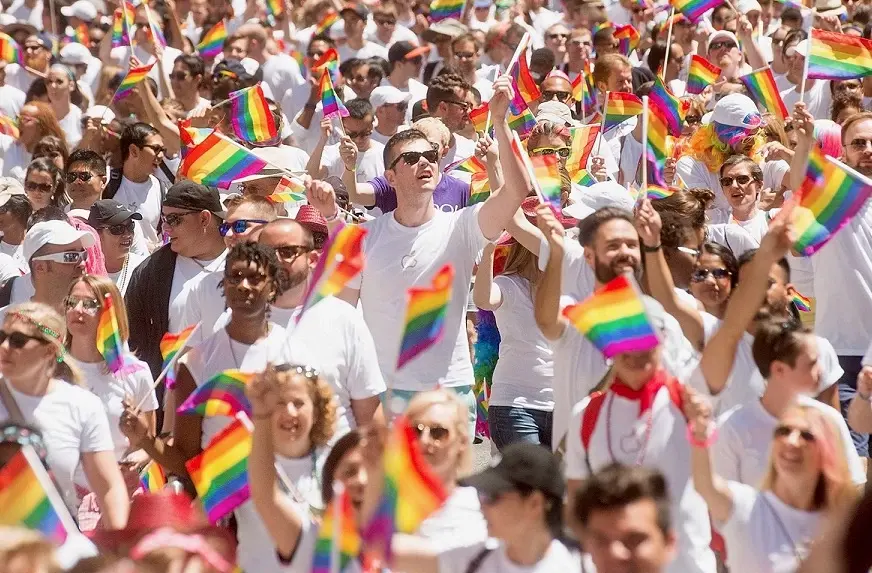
[116,256,130,293]
[605,393,655,466]
[760,494,811,562]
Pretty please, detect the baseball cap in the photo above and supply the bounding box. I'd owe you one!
[462,442,565,500]
[61,0,98,21]
[701,93,762,128]
[564,181,635,220]
[22,220,96,262]
[536,101,577,127]
[0,177,25,209]
[164,181,226,218]
[340,2,370,20]
[88,199,143,227]
[707,30,739,53]
[84,105,116,124]
[60,42,92,66]
[737,0,762,13]
[370,86,412,109]
[212,59,254,84]
[422,19,468,42]
[388,41,431,64]
[786,38,808,57]
[473,0,493,7]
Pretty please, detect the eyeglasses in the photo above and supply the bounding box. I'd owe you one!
[219,219,268,237]
[719,174,754,187]
[375,18,396,25]
[388,149,439,170]
[139,143,167,156]
[774,424,816,442]
[413,422,451,442]
[274,245,313,261]
[25,181,53,194]
[709,41,737,51]
[849,138,872,152]
[454,51,476,60]
[0,330,48,349]
[23,45,45,52]
[541,90,573,101]
[691,268,731,282]
[444,99,472,112]
[161,211,200,227]
[531,146,571,158]
[99,221,136,236]
[63,295,101,315]
[66,171,94,183]
[346,128,373,140]
[169,72,191,81]
[546,33,569,40]
[31,250,88,264]
[685,115,702,125]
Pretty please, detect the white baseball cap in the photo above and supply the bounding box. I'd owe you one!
[737,0,762,13]
[369,86,412,109]
[786,38,808,57]
[0,178,25,209]
[536,101,577,127]
[563,181,635,220]
[707,30,740,53]
[60,42,92,65]
[60,0,98,21]
[23,220,96,262]
[702,93,762,128]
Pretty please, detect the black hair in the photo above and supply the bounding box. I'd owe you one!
[67,149,107,176]
[1,195,33,227]
[647,42,669,77]
[782,28,808,58]
[345,98,373,120]
[321,430,361,505]
[577,207,635,247]
[425,73,472,115]
[780,7,803,27]
[120,122,160,163]
[27,205,67,229]
[383,128,430,169]
[736,248,792,282]
[307,34,335,55]
[174,53,206,77]
[25,157,65,205]
[752,315,812,378]
[339,58,364,76]
[222,241,284,299]
[368,56,390,78]
[24,78,48,104]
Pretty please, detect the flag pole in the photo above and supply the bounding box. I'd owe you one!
[661,9,675,81]
[504,32,531,77]
[641,95,649,198]
[799,10,815,104]
[512,131,547,204]
[595,91,609,156]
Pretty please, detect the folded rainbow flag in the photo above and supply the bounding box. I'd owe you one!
[646,185,675,200]
[311,47,340,84]
[614,25,640,56]
[96,294,136,375]
[430,0,464,21]
[113,62,155,102]
[444,155,486,174]
[646,97,672,188]
[197,20,226,60]
[268,175,307,203]
[160,323,198,389]
[312,488,361,573]
[397,264,454,369]
[808,28,872,80]
[649,77,687,137]
[145,5,167,48]
[185,418,252,523]
[508,105,536,139]
[315,10,339,35]
[298,225,367,321]
[792,291,812,312]
[469,172,491,204]
[180,130,269,189]
[140,461,167,493]
[603,91,644,132]
[468,103,490,134]
[66,23,90,48]
[319,70,349,119]
[230,84,278,143]
[566,124,601,180]
[592,21,613,34]
[508,47,541,115]
[531,152,562,210]
[0,116,19,139]
[0,33,22,64]
[740,66,788,120]
[792,147,872,255]
[177,369,255,418]
[671,0,724,22]
[573,169,597,186]
[686,55,720,95]
[111,2,135,48]
[265,0,284,17]
[0,449,68,544]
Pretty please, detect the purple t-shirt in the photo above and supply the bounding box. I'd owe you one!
[370,173,470,213]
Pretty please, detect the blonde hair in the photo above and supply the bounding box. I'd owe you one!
[65,275,131,343]
[6,302,83,385]
[0,526,61,573]
[271,366,337,447]
[501,241,541,287]
[405,389,472,476]
[411,117,450,152]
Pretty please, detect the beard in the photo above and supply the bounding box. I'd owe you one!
[593,254,642,284]
[278,265,308,292]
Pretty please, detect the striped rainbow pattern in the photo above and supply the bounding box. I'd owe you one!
[396,264,454,369]
[508,106,536,139]
[145,5,167,48]
[186,419,252,523]
[430,0,464,21]
[646,96,672,188]
[531,152,562,210]
[140,462,167,493]
[808,28,872,80]
[686,55,721,95]
[469,172,491,204]
[792,291,812,312]
[566,124,601,180]
[573,169,597,186]
[319,70,349,118]
[604,91,644,132]
[311,47,340,84]
[160,323,197,389]
[113,62,155,102]
[230,84,278,143]
[268,176,307,203]
[474,381,489,438]
[0,33,22,64]
[362,416,448,558]
[614,24,640,56]
[444,155,486,174]
[740,66,789,119]
[197,21,227,60]
[68,23,90,47]
[509,48,541,115]
[649,77,686,136]
[671,0,724,22]
[298,225,367,321]
[177,369,254,418]
[312,488,361,573]
[265,0,284,17]
[96,294,129,374]
[315,10,339,35]
[111,2,135,48]
[647,185,675,200]
[592,21,613,34]
[0,116,19,138]
[0,450,67,544]
[793,147,872,255]
[562,274,659,358]
[468,103,490,134]
[572,74,597,116]
[180,130,269,189]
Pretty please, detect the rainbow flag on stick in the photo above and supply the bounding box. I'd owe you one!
[468,103,490,134]
[671,0,724,22]
[177,369,255,418]
[268,175,307,203]
[614,25,640,56]
[229,84,279,143]
[566,124,601,180]
[298,225,367,322]
[649,77,687,137]
[315,10,339,35]
[160,323,198,389]
[113,62,155,102]
[530,153,562,210]
[740,66,789,119]
[508,47,541,114]
[0,33,23,64]
[265,0,284,17]
[646,185,675,200]
[0,447,70,544]
[507,106,536,139]
[444,155,486,174]
[603,91,644,132]
[572,73,597,116]
[197,20,227,60]
[179,130,269,189]
[319,71,349,119]
[646,98,672,188]
[396,264,454,369]
[111,3,135,48]
[140,462,167,493]
[186,417,252,523]
[792,291,812,312]
[144,4,167,48]
[311,47,340,84]
[808,28,872,80]
[562,274,660,358]
[430,0,464,21]
[686,55,721,95]
[96,294,137,375]
[312,486,362,573]
[469,172,491,204]
[792,147,872,255]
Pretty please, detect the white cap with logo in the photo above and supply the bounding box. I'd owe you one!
[369,86,412,109]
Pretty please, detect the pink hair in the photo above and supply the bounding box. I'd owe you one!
[67,216,107,276]
[814,119,843,158]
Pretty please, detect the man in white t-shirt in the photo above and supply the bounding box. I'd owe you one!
[370,86,411,145]
[426,73,478,172]
[308,98,386,183]
[382,41,430,112]
[338,2,389,61]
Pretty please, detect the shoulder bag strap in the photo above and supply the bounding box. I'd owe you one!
[465,548,494,573]
[0,379,26,424]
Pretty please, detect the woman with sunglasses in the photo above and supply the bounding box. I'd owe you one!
[720,155,771,243]
[45,64,84,150]
[24,157,69,211]
[0,302,129,529]
[688,243,739,320]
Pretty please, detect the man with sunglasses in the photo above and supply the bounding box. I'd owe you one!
[88,200,146,296]
[370,86,412,145]
[383,41,430,113]
[309,98,385,186]
[426,73,479,172]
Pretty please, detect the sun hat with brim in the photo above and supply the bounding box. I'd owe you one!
[461,442,564,500]
[422,19,468,42]
[3,21,38,39]
[701,93,762,128]
[22,220,96,262]
[814,0,847,16]
[60,0,98,21]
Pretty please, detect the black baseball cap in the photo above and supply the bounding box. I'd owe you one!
[462,443,565,500]
[340,2,370,20]
[212,59,255,84]
[388,41,431,65]
[88,199,143,227]
[164,181,225,218]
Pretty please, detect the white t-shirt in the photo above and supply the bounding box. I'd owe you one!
[719,482,822,573]
[780,79,832,122]
[0,134,31,181]
[169,252,227,333]
[179,271,226,344]
[0,252,22,283]
[338,41,389,62]
[440,135,478,180]
[417,486,489,549]
[489,274,554,411]
[439,538,580,573]
[262,53,306,103]
[349,206,490,391]
[0,240,26,269]
[730,211,770,244]
[109,252,147,296]
[705,223,759,258]
[57,106,83,150]
[0,84,26,119]
[380,77,428,110]
[321,140,386,182]
[113,175,163,246]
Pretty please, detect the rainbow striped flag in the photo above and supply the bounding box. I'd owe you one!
[140,462,167,493]
[792,291,812,312]
[319,71,349,119]
[185,418,252,523]
[740,66,789,119]
[562,274,659,358]
[468,103,490,134]
[298,225,367,322]
[312,488,362,573]
[649,77,687,136]
[430,0,464,21]
[469,172,491,204]
[177,369,254,418]
[315,10,339,35]
[96,294,133,375]
[111,2,135,48]
[573,170,597,186]
[396,264,454,369]
[508,106,536,139]
[180,130,269,189]
[230,84,278,143]
[531,152,562,209]
[646,185,675,200]
[508,48,541,115]
[444,155,486,174]
[686,55,721,95]
[566,124,601,180]
[265,0,284,17]
[113,62,155,102]
[614,25,640,56]
[808,28,872,80]
[592,21,613,34]
[792,147,872,255]
[0,116,19,139]
[144,4,167,48]
[160,323,198,389]
[0,449,68,543]
[66,23,90,48]
[362,416,448,558]
[268,175,307,203]
[603,92,644,132]
[197,20,226,60]
[646,94,674,188]
[572,74,597,116]
[0,33,22,64]
[671,0,724,22]
[311,46,340,84]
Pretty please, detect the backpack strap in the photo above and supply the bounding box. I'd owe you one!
[104,168,123,200]
[580,391,607,475]
[0,378,25,424]
[0,275,16,308]
[464,548,494,573]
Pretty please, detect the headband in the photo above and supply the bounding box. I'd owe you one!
[7,311,66,362]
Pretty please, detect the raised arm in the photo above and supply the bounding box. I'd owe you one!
[788,102,815,191]
[472,244,503,311]
[848,367,872,434]
[534,204,568,340]
[685,387,735,523]
[305,118,333,180]
[339,139,377,207]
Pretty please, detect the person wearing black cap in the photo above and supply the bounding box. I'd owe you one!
[339,2,389,62]
[384,41,429,110]
[88,200,146,295]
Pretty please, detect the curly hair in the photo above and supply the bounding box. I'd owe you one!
[651,187,714,248]
[221,241,284,300]
[273,366,337,448]
[686,123,766,173]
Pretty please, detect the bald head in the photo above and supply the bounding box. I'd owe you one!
[259,218,315,250]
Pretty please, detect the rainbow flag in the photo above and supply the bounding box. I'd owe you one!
[792,291,812,312]
[614,25,640,56]
[0,450,68,543]
[573,169,597,186]
[179,130,269,189]
[646,185,675,200]
[177,369,254,418]
[319,71,349,119]
[508,48,541,115]
[468,103,490,134]
[396,264,454,369]
[562,274,659,358]
[362,416,448,558]
[298,225,367,321]
[686,55,721,95]
[311,46,340,84]
[140,462,167,493]
[671,0,724,22]
[592,21,613,34]
[808,28,872,80]
[144,4,167,48]
[531,153,562,209]
[315,10,339,35]
[265,0,284,17]
[508,106,536,139]
[268,176,307,203]
[0,116,19,139]
[230,84,278,143]
[566,124,601,179]
[646,98,672,188]
[0,33,22,64]
[160,323,197,389]
[312,488,361,573]
[469,172,491,204]
[444,155,486,174]
[66,23,90,48]
[430,0,464,21]
[792,147,872,255]
[197,20,226,60]
[111,3,135,48]
[572,74,597,116]
[603,92,644,132]
[649,77,687,137]
[185,418,252,523]
[740,66,789,120]
[113,62,155,102]
[96,294,132,374]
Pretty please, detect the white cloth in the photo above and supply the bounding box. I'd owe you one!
[0,134,31,181]
[321,140,385,182]
[0,84,26,119]
[0,240,26,269]
[780,80,832,122]
[4,63,38,94]
[417,486,489,549]
[113,176,163,246]
[261,53,307,104]
[179,271,226,343]
[730,211,770,243]
[108,252,147,295]
[338,42,389,62]
[0,252,22,283]
[57,106,83,149]
[439,538,580,573]
[705,223,760,257]
[168,252,227,333]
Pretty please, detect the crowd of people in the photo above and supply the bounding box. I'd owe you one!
[4,0,872,571]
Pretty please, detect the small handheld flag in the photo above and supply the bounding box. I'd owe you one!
[229,84,279,143]
[319,71,349,119]
[197,20,227,60]
[686,55,721,95]
[268,175,307,203]
[0,447,70,544]
[140,462,167,493]
[96,294,136,375]
[396,264,454,369]
[160,324,198,389]
[740,67,789,119]
[0,33,22,64]
[469,172,491,204]
[603,92,644,132]
[792,291,812,312]
[468,103,491,135]
[176,369,255,418]
[312,486,361,573]
[444,155,487,174]
[808,28,872,80]
[179,130,269,189]
[314,10,339,35]
[530,153,562,210]
[614,25,640,56]
[429,0,464,21]
[186,418,252,523]
[113,62,155,102]
[566,124,601,180]
[671,0,724,22]
[297,225,367,322]
[508,46,541,114]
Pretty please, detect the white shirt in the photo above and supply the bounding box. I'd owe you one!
[169,252,227,333]
[0,84,26,119]
[439,538,580,573]
[730,210,770,243]
[366,22,419,48]
[0,252,22,283]
[109,252,147,295]
[0,240,26,269]
[440,134,478,181]
[338,41,389,62]
[417,486,489,549]
[350,206,490,391]
[179,271,226,343]
[780,79,832,123]
[0,134,31,181]
[57,106,83,150]
[4,63,39,94]
[321,140,386,182]
[261,53,306,104]
[113,175,163,247]
[489,274,554,411]
[705,223,760,257]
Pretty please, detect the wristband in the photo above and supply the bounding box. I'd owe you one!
[686,422,718,448]
[304,102,317,110]
[642,244,662,253]
[325,210,339,222]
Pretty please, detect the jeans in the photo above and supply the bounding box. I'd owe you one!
[837,355,869,457]
[488,405,553,451]
[382,386,477,439]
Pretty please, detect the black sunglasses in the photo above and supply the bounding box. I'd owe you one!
[66,171,95,183]
[691,268,731,282]
[388,149,439,170]
[413,423,450,442]
[0,330,49,349]
[542,90,573,101]
[100,221,136,236]
[219,219,268,237]
[274,245,313,260]
[719,175,754,187]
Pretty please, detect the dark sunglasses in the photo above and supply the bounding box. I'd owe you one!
[709,41,737,51]
[100,221,136,236]
[375,18,396,25]
[169,72,191,81]
[542,90,573,101]
[388,149,439,170]
[274,245,313,260]
[685,115,702,125]
[691,268,731,282]
[66,171,95,183]
[0,330,48,349]
[219,219,268,237]
[532,146,571,158]
[63,295,101,314]
[161,211,199,227]
[139,143,167,156]
[346,128,373,140]
[413,423,450,442]
[719,175,754,187]
[25,181,53,193]
[774,425,816,442]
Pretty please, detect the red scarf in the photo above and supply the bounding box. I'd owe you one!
[610,369,670,416]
